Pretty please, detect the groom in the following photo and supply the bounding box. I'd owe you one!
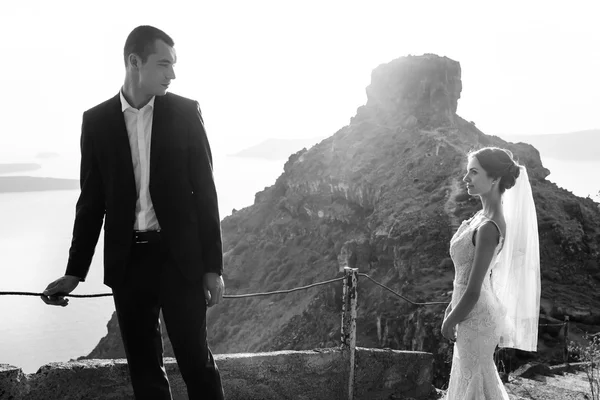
[41,25,225,400]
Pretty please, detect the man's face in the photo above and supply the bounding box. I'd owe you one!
[137,39,176,97]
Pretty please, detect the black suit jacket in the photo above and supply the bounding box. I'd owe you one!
[65,92,223,288]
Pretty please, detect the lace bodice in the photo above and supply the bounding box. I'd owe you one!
[450,211,504,289]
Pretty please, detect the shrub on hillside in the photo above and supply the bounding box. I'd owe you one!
[264,242,279,252]
[568,333,600,400]
[428,190,447,204]
[539,216,558,231]
[454,191,471,203]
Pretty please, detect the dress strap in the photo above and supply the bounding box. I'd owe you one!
[471,217,504,248]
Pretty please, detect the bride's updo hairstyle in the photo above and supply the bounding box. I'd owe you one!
[469,147,521,194]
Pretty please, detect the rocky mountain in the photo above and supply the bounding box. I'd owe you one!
[84,54,600,388]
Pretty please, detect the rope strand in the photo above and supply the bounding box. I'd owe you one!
[0,291,112,298]
[0,277,346,299]
[0,275,451,305]
[223,277,345,298]
[358,273,450,306]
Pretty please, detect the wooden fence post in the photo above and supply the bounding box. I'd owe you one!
[564,316,570,363]
[340,267,358,400]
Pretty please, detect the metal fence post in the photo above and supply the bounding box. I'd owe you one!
[340,267,358,400]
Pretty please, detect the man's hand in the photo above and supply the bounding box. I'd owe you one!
[203,272,224,307]
[41,275,80,307]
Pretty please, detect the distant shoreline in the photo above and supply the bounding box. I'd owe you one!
[0,163,42,174]
[229,137,323,160]
[0,176,79,193]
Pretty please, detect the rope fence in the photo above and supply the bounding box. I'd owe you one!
[0,273,447,305]
[0,267,575,399]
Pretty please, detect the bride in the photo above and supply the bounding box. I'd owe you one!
[441,147,541,399]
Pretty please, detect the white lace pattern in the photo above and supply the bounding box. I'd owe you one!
[445,212,510,400]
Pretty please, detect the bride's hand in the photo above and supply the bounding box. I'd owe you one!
[441,318,457,342]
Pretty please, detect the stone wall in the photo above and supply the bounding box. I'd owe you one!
[1,347,434,400]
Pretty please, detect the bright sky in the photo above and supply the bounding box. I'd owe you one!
[1,0,599,160]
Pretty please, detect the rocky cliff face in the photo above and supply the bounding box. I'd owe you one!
[84,55,600,387]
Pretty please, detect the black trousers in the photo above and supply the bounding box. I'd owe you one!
[112,239,224,400]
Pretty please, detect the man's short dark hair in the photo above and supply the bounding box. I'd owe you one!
[123,25,175,66]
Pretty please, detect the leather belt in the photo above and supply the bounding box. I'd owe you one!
[133,230,162,244]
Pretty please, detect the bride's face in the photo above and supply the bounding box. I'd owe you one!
[463,157,495,196]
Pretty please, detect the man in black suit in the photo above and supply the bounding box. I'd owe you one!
[41,25,225,400]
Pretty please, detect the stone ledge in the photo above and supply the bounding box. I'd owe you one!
[1,347,434,400]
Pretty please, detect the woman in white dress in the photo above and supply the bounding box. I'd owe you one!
[441,147,541,399]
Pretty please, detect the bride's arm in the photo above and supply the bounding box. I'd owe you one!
[444,303,452,319]
[445,222,499,326]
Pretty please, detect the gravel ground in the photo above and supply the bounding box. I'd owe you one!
[434,369,594,400]
[505,370,592,400]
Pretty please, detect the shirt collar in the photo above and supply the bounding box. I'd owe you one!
[119,89,155,112]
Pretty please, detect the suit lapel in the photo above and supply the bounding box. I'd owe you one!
[110,94,137,196]
[150,94,169,179]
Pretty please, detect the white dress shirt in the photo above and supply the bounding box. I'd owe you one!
[119,90,160,231]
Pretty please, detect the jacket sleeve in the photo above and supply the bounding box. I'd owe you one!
[65,112,106,281]
[189,102,223,275]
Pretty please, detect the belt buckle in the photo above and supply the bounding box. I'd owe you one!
[134,229,160,244]
[134,231,149,244]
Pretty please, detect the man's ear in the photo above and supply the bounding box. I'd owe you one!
[128,54,140,69]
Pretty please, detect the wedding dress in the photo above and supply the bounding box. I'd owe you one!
[445,211,510,399]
